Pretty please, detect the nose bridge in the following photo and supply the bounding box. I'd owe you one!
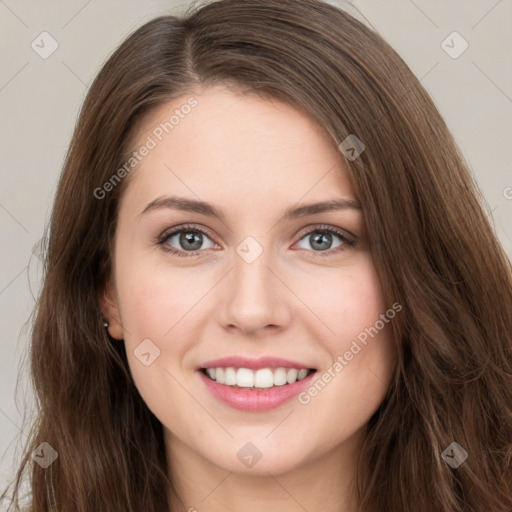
[218,234,290,333]
[231,235,276,303]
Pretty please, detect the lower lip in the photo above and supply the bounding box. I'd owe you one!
[198,370,316,411]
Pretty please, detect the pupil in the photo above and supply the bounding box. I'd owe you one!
[311,231,331,250]
[181,230,202,250]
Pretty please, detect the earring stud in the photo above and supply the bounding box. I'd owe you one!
[103,321,109,328]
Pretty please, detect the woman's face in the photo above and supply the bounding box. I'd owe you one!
[101,85,397,476]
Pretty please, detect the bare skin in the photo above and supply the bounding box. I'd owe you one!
[100,85,397,512]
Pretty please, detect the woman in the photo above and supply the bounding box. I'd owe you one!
[3,0,512,510]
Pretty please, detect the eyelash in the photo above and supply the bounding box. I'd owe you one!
[157,223,356,258]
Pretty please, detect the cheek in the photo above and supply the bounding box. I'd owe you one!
[115,253,210,341]
[333,257,395,382]
[114,254,217,405]
[303,254,388,344]
[300,255,396,414]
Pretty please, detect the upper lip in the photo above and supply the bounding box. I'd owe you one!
[198,356,315,371]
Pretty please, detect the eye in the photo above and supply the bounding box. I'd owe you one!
[293,225,355,256]
[157,223,356,258]
[158,224,217,257]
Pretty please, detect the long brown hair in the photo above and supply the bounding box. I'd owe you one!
[3,0,512,510]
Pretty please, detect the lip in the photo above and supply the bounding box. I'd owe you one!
[198,368,317,412]
[198,356,315,371]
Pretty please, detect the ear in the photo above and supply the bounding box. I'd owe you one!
[98,276,124,340]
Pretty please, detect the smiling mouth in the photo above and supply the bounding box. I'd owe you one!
[200,367,317,389]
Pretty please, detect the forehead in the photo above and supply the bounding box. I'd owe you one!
[122,85,357,215]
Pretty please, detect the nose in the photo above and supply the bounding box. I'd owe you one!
[216,244,292,337]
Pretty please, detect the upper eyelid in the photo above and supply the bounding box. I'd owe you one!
[160,223,218,243]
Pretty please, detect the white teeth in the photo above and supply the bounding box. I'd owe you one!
[224,367,237,385]
[286,368,298,384]
[273,368,287,386]
[204,366,313,388]
[297,369,309,381]
[236,368,254,387]
[254,368,274,388]
[216,367,225,384]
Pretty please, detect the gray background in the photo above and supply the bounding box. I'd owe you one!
[1,0,511,493]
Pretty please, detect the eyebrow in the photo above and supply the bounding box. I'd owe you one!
[139,195,362,222]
